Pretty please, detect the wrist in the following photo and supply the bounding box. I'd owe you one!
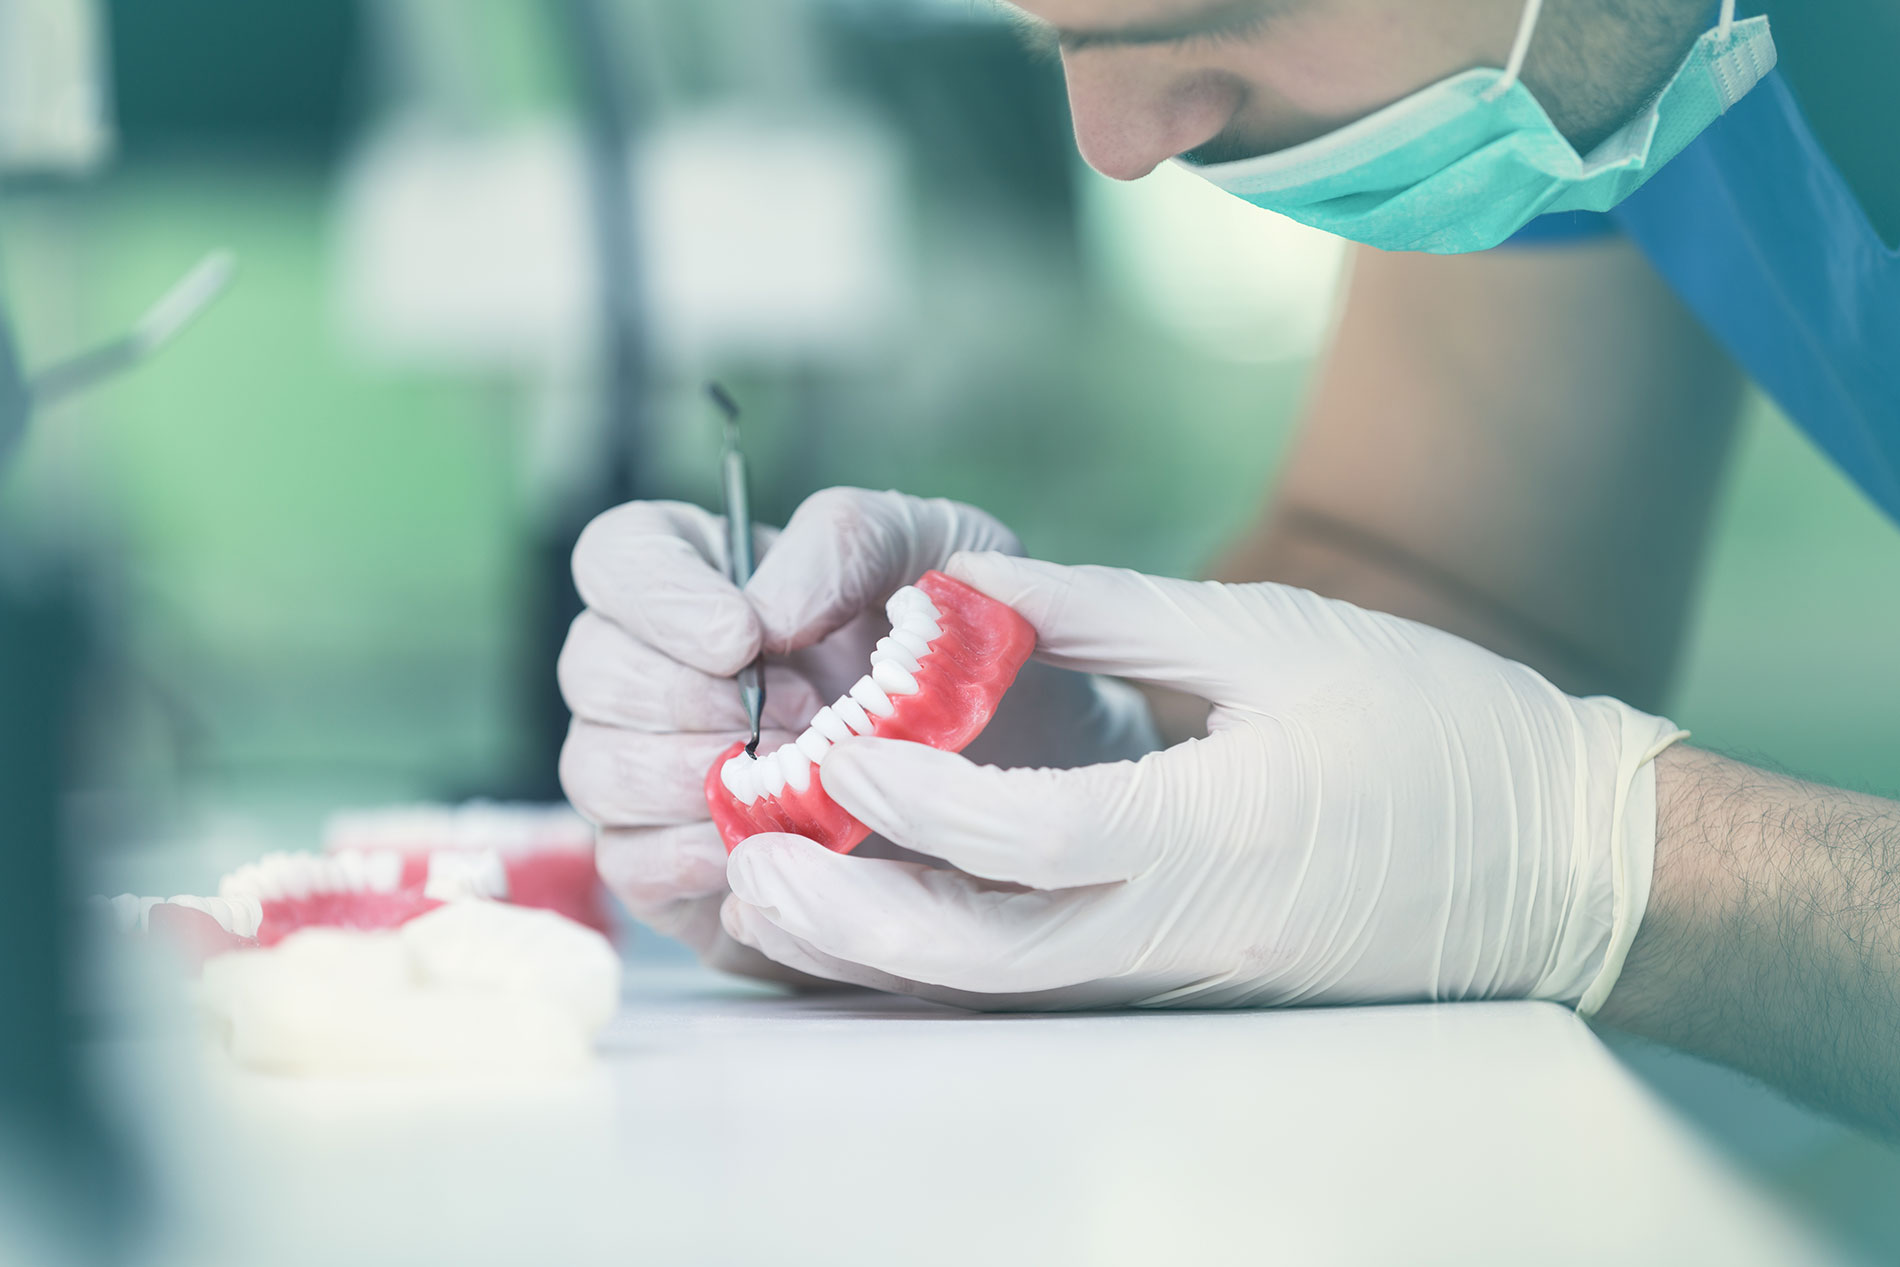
[1591,744,1732,1029]
[1571,704,1688,1016]
[1595,747,1900,1136]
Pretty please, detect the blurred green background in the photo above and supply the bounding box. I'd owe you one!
[1,0,1896,1258]
[9,157,1895,842]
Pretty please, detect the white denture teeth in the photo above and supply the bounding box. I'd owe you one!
[778,743,813,793]
[165,893,211,920]
[758,750,789,798]
[92,886,262,940]
[722,586,947,809]
[364,849,403,893]
[832,696,875,735]
[886,588,942,642]
[341,847,399,892]
[334,850,365,889]
[218,864,261,905]
[871,636,922,674]
[216,848,404,908]
[94,845,419,947]
[850,675,896,717]
[224,893,263,938]
[811,705,853,744]
[795,727,831,765]
[721,753,761,805]
[885,587,927,618]
[890,627,931,658]
[163,893,260,939]
[424,848,509,903]
[871,660,919,696]
[264,853,310,900]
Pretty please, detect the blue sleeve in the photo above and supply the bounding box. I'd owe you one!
[1500,210,1620,247]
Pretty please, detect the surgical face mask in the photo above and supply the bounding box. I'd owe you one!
[1178,0,1777,254]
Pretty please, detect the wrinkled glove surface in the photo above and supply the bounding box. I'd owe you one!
[722,553,1684,1012]
[558,490,1156,982]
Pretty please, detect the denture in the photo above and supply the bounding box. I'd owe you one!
[98,803,615,967]
[322,803,612,937]
[98,848,446,960]
[96,831,623,1076]
[704,569,1035,854]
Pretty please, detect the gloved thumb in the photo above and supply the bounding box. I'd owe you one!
[745,489,1020,655]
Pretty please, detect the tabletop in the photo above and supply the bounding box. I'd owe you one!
[99,966,1849,1267]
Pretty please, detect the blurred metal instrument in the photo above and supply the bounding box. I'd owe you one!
[710,383,764,757]
[0,250,235,474]
[0,307,26,476]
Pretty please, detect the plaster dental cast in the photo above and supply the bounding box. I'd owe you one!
[560,0,1900,1140]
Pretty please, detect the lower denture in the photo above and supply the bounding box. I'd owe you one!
[704,569,1036,854]
[104,803,617,965]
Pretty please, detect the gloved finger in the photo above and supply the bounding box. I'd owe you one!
[818,737,1165,889]
[720,895,883,988]
[560,721,798,827]
[594,823,730,908]
[572,501,771,676]
[725,833,1116,995]
[945,552,1299,702]
[746,488,1020,656]
[629,888,841,992]
[721,895,1085,1010]
[559,611,825,733]
[702,924,857,992]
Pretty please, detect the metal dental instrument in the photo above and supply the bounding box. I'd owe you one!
[1,250,236,475]
[28,250,236,408]
[710,382,765,758]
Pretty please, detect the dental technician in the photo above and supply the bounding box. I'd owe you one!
[559,0,1900,1137]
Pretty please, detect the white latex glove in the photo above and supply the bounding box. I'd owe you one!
[558,490,1157,983]
[721,553,1687,1012]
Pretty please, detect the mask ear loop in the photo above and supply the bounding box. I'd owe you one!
[1482,0,1544,102]
[1486,0,1737,104]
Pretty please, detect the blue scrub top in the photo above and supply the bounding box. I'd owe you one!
[1512,69,1900,524]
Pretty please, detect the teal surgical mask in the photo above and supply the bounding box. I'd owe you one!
[1179,0,1777,254]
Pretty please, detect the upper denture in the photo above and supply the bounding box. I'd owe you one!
[718,582,945,808]
[705,570,1036,854]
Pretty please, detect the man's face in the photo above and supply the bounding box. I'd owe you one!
[1010,0,1705,181]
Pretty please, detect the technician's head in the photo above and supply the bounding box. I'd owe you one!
[1011,0,1717,181]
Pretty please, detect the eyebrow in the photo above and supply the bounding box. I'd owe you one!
[1047,0,1287,51]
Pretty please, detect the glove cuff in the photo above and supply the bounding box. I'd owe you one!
[1574,709,1690,1018]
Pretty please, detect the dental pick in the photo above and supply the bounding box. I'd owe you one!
[710,382,765,758]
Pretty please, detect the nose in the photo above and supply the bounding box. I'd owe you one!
[1061,52,1244,182]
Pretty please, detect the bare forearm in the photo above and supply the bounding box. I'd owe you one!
[1209,243,1742,715]
[1214,507,1665,704]
[1597,745,1900,1138]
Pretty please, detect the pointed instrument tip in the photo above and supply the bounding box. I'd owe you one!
[707,382,740,423]
[744,736,760,759]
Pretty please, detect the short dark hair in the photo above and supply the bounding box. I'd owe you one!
[1529,0,1715,153]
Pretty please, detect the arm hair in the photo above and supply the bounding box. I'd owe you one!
[1597,746,1900,1140]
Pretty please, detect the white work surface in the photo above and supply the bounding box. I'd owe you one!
[105,967,1849,1267]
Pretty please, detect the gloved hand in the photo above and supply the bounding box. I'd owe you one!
[721,553,1687,1012]
[558,490,1157,982]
